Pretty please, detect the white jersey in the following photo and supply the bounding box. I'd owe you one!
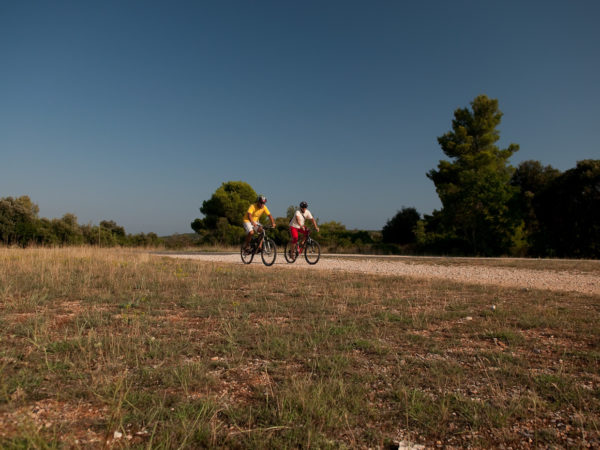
[290,209,313,229]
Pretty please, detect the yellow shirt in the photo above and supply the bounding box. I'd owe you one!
[244,203,271,223]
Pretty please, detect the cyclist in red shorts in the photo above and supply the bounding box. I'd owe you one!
[289,201,319,255]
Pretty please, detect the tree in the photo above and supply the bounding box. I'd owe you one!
[191,181,257,245]
[535,160,600,257]
[100,220,126,238]
[427,95,520,255]
[35,218,59,245]
[510,160,561,254]
[0,196,40,246]
[382,207,421,245]
[51,213,83,245]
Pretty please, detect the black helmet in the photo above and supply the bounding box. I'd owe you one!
[257,195,267,204]
[299,201,308,208]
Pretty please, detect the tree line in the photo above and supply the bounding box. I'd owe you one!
[4,95,597,257]
[381,95,599,258]
[0,196,160,247]
[192,96,598,258]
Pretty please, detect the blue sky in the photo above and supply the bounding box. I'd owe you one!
[1,1,598,235]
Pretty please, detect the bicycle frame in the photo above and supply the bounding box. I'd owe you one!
[295,229,312,254]
[250,227,267,251]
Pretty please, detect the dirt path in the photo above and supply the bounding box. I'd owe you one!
[161,253,600,296]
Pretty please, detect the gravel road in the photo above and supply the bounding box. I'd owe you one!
[162,253,600,296]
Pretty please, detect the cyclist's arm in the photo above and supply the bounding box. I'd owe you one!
[311,217,319,232]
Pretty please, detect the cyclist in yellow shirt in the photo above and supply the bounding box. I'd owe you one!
[243,195,276,252]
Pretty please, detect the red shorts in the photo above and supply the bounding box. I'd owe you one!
[289,226,308,243]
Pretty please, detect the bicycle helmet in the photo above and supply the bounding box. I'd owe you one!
[299,201,308,208]
[257,195,267,204]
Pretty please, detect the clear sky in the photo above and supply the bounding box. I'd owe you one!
[1,1,598,235]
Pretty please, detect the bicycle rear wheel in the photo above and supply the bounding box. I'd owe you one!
[261,238,277,266]
[241,240,254,264]
[304,239,321,265]
[284,241,298,263]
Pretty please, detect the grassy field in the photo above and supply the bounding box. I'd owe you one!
[0,247,598,448]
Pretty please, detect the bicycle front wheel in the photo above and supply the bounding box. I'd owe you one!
[241,241,254,264]
[261,238,277,266]
[284,241,298,263]
[304,239,321,265]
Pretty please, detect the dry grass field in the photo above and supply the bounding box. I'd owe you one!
[0,247,599,448]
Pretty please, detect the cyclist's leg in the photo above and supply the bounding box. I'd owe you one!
[298,228,309,252]
[256,225,264,250]
[289,226,299,256]
[290,226,299,245]
[243,222,254,250]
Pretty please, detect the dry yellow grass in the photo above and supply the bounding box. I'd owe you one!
[1,247,598,448]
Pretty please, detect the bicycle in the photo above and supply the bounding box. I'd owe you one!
[284,228,321,265]
[240,226,277,266]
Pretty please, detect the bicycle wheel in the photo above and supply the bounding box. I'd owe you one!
[284,241,298,263]
[261,238,277,266]
[240,240,254,264]
[304,239,321,265]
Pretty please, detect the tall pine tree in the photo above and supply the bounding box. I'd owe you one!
[427,95,519,255]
